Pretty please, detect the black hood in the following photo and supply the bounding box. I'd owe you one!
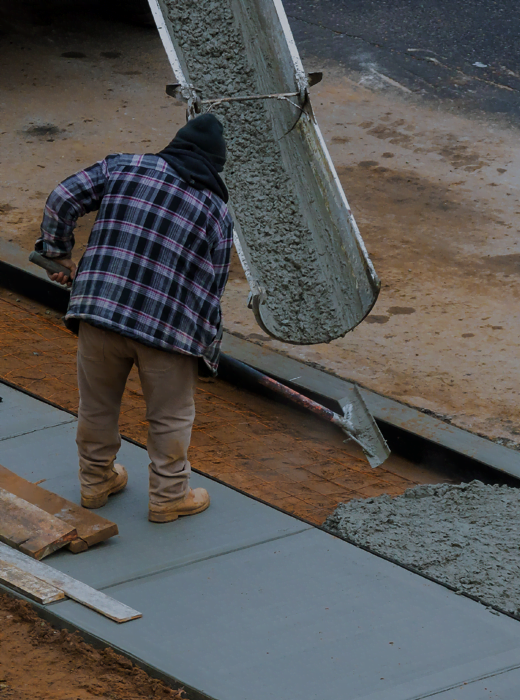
[157,114,228,203]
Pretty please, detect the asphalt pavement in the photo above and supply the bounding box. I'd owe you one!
[284,0,520,120]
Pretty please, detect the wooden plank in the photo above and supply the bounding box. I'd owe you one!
[0,489,77,560]
[0,465,118,550]
[0,543,141,623]
[0,559,65,604]
[69,538,89,554]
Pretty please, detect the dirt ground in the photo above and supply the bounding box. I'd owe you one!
[1,5,519,448]
[0,287,445,526]
[223,66,520,449]
[0,592,184,699]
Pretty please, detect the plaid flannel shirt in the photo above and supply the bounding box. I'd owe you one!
[35,154,234,371]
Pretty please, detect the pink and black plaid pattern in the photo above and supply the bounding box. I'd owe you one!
[36,154,234,370]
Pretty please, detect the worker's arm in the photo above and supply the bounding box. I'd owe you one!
[35,158,113,284]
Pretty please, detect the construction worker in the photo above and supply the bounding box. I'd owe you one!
[34,114,233,523]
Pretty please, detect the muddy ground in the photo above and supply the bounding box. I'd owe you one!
[1,2,519,449]
[0,592,183,699]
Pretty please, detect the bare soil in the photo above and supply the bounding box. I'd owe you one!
[0,592,183,700]
[0,287,440,528]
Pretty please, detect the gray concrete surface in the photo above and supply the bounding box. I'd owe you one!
[326,481,520,616]
[50,531,520,700]
[0,383,75,441]
[431,668,520,700]
[3,385,520,699]
[0,416,310,590]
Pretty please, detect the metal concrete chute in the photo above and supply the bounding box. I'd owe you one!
[147,0,380,346]
[232,0,380,341]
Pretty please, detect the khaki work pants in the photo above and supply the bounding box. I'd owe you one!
[76,322,197,506]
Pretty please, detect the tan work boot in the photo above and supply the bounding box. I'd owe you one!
[81,463,128,509]
[148,487,210,523]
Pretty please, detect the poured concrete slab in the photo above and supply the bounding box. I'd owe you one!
[4,385,520,700]
[0,421,78,482]
[50,528,520,700]
[48,472,309,589]
[0,383,75,442]
[0,422,310,589]
[431,666,520,699]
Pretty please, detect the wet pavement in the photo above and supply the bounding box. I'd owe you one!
[285,0,520,120]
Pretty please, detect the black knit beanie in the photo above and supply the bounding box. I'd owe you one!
[171,114,226,172]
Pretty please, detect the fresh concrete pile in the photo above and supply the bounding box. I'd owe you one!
[164,0,345,343]
[325,481,520,616]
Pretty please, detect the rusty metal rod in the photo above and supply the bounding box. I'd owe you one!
[222,355,375,454]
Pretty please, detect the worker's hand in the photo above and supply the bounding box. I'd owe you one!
[48,258,77,288]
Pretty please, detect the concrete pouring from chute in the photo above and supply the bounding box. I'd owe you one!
[145,0,389,467]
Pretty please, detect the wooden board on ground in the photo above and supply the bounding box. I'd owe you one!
[0,465,118,551]
[0,559,65,603]
[0,489,77,560]
[0,543,141,622]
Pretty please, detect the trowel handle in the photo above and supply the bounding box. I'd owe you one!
[29,251,71,279]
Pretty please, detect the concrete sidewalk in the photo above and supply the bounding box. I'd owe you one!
[2,382,520,700]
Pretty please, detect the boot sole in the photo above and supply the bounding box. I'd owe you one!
[81,476,128,509]
[81,493,110,509]
[148,500,210,523]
